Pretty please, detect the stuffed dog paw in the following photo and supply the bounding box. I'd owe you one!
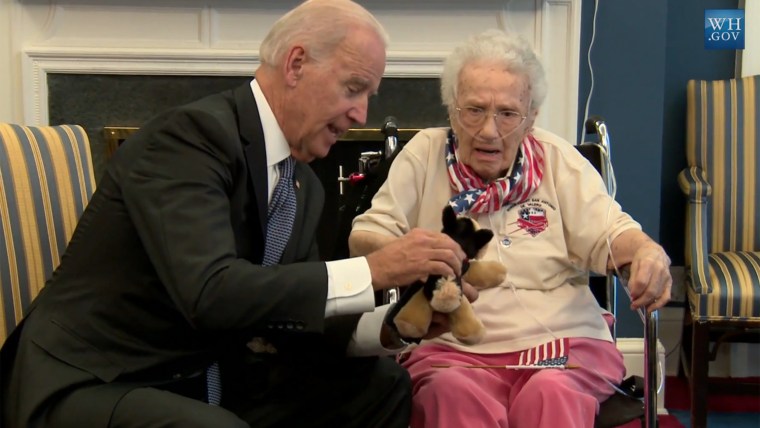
[387,205,507,345]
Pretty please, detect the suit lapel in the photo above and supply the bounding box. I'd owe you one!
[234,82,268,239]
[235,81,305,264]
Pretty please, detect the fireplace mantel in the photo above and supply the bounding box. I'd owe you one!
[5,0,582,143]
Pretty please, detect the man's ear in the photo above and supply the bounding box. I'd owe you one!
[283,45,307,86]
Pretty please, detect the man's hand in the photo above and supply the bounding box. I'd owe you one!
[365,228,466,291]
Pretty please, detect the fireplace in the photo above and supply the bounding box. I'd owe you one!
[24,0,582,260]
[47,74,447,181]
[18,1,582,144]
[56,73,440,260]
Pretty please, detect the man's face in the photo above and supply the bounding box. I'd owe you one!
[450,61,537,181]
[281,28,386,162]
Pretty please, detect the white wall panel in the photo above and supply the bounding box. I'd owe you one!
[47,5,206,47]
[211,9,282,48]
[5,0,582,143]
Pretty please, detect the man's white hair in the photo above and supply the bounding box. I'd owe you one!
[259,0,390,66]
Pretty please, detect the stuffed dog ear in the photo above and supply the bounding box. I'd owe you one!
[472,229,494,253]
[442,205,458,230]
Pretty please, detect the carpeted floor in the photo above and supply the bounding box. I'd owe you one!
[664,376,760,428]
[615,376,760,428]
[615,414,683,427]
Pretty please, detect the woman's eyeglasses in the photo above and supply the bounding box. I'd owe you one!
[454,106,527,135]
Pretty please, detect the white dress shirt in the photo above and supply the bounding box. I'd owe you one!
[250,80,396,356]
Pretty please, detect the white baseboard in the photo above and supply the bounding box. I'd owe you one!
[617,337,668,415]
[659,306,686,376]
[657,304,760,378]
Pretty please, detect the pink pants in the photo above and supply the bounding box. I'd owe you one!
[401,337,625,428]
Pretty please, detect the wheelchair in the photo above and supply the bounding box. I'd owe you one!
[331,117,660,428]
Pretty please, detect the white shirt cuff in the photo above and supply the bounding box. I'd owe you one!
[324,256,375,317]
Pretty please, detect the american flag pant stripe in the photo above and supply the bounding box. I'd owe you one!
[518,338,570,367]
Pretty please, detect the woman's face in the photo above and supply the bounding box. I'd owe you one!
[450,61,537,181]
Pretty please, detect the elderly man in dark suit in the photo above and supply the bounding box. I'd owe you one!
[0,1,470,427]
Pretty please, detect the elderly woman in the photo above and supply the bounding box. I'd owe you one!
[349,29,672,428]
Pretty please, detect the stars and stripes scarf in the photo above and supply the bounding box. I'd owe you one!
[446,129,545,214]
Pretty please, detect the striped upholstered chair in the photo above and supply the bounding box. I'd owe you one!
[0,123,96,344]
[678,75,760,428]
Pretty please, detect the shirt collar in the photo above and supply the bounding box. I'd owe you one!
[250,79,291,168]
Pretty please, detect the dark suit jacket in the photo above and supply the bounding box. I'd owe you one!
[0,82,360,427]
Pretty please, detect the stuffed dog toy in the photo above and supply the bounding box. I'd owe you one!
[386,205,507,345]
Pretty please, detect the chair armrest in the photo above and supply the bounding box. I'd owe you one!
[677,167,713,294]
[677,166,712,202]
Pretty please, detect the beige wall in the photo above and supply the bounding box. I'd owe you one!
[0,0,15,122]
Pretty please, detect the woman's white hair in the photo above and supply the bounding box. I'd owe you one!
[260,0,389,66]
[440,29,547,111]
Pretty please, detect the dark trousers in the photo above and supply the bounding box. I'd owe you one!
[44,372,247,428]
[45,355,410,428]
[223,355,412,428]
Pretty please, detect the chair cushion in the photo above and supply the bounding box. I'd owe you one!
[0,123,96,343]
[688,251,760,321]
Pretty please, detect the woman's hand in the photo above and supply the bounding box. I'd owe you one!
[627,241,672,313]
[608,229,672,313]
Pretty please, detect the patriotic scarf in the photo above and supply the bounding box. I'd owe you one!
[446,129,545,214]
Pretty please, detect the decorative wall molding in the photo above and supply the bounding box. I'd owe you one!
[15,0,581,142]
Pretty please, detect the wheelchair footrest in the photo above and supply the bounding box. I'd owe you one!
[594,376,645,428]
[620,375,645,399]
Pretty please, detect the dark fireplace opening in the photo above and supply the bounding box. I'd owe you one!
[47,73,449,260]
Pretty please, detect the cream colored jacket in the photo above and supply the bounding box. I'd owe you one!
[352,127,641,354]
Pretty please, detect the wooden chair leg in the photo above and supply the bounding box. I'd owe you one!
[690,321,709,428]
[678,305,692,378]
